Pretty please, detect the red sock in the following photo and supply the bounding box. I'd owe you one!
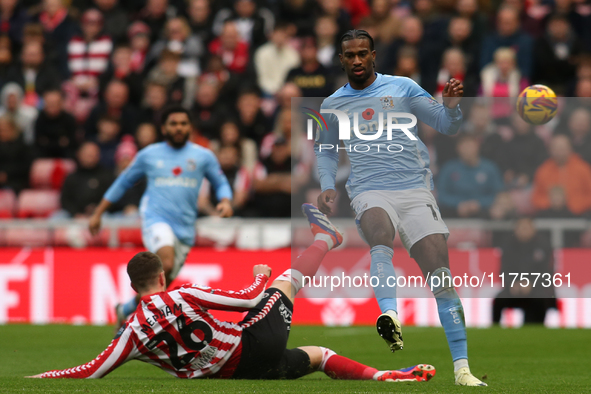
[324,355,378,380]
[292,240,329,278]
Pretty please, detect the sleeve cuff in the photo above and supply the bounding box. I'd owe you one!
[444,104,462,120]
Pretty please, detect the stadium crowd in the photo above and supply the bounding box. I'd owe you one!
[0,0,591,231]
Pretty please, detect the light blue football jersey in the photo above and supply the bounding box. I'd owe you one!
[104,142,232,245]
[315,73,463,199]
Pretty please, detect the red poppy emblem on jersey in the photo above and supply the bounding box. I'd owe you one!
[362,108,374,120]
[172,166,182,176]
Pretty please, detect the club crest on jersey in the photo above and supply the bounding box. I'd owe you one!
[380,96,395,110]
[187,159,197,172]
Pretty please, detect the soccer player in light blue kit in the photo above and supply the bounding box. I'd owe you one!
[314,30,486,386]
[89,106,233,325]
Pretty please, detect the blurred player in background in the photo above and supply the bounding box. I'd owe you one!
[89,105,233,326]
[29,205,436,383]
[315,30,486,386]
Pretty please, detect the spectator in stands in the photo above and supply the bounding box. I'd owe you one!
[139,82,168,127]
[93,0,129,43]
[277,0,319,37]
[575,77,591,97]
[5,40,61,107]
[235,87,269,146]
[504,113,548,188]
[127,21,151,73]
[94,115,121,170]
[0,115,30,193]
[253,136,292,217]
[199,145,250,216]
[138,0,175,43]
[437,135,504,218]
[393,46,420,83]
[191,79,227,140]
[559,107,591,165]
[148,17,203,78]
[457,102,504,170]
[428,48,476,97]
[254,22,300,96]
[532,134,591,215]
[412,0,449,44]
[208,20,249,74]
[59,141,113,218]
[480,6,533,78]
[489,191,518,220]
[536,186,575,218]
[99,44,143,107]
[146,49,187,104]
[210,120,257,174]
[187,0,214,49]
[379,16,435,80]
[548,0,586,40]
[444,17,480,83]
[532,15,583,95]
[84,79,139,139]
[34,89,77,158]
[359,0,400,45]
[0,0,29,45]
[0,35,12,77]
[67,9,112,85]
[135,122,158,150]
[455,0,488,44]
[480,47,528,123]
[314,15,340,70]
[212,0,268,51]
[107,135,145,217]
[286,36,334,97]
[317,0,353,40]
[492,217,556,324]
[35,0,78,64]
[0,82,38,145]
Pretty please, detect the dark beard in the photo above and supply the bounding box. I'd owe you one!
[165,132,189,148]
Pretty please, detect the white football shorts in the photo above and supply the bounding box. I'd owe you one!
[142,222,191,280]
[351,188,449,255]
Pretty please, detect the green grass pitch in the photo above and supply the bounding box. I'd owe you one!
[1,324,590,393]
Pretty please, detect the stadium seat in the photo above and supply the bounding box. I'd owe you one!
[17,189,61,218]
[0,189,16,218]
[118,228,144,247]
[30,158,76,190]
[53,227,110,247]
[5,228,51,247]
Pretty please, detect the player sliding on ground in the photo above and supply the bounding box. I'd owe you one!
[27,204,435,382]
[88,105,233,327]
[315,29,486,386]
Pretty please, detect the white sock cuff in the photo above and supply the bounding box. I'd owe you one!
[318,346,336,371]
[314,233,334,249]
[453,358,469,372]
[275,269,305,297]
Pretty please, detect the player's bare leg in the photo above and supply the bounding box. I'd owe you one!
[410,234,486,386]
[296,346,435,382]
[359,208,403,352]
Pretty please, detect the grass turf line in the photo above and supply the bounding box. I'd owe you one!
[1,324,590,393]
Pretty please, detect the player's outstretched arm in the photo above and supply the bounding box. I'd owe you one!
[26,328,138,379]
[180,266,271,312]
[204,151,233,217]
[88,198,112,236]
[409,78,463,136]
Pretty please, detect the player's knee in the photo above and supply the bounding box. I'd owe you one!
[366,229,395,247]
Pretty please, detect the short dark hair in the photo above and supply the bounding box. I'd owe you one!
[127,252,163,292]
[161,105,192,125]
[339,29,374,54]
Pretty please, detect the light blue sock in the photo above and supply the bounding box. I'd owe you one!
[121,297,139,316]
[430,267,468,362]
[370,245,397,313]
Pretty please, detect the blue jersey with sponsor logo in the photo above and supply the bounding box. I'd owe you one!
[104,142,232,245]
[315,73,463,199]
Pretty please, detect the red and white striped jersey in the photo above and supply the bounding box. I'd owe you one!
[37,274,269,379]
[67,35,113,81]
